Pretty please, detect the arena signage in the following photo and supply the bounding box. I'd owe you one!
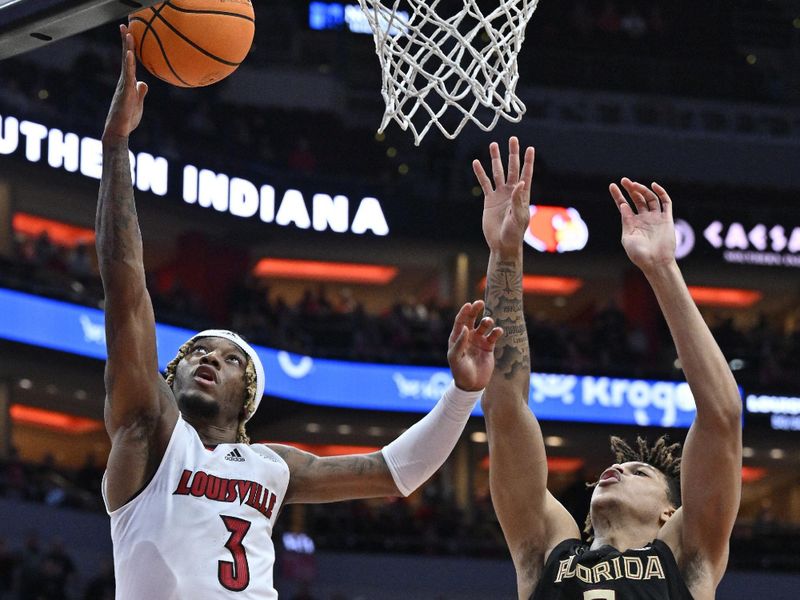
[677,215,800,267]
[703,220,800,267]
[309,2,409,35]
[746,393,800,431]
[0,113,389,236]
[524,205,589,253]
[0,287,704,427]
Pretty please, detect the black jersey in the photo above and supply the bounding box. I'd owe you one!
[530,538,694,600]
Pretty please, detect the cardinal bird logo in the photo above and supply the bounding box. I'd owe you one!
[524,205,589,253]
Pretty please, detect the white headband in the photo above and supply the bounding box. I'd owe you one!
[187,329,265,421]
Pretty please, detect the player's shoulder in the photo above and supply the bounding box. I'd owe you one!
[247,443,290,467]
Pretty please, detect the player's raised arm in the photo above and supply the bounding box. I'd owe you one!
[474,139,579,597]
[98,26,177,509]
[609,179,742,591]
[269,300,502,504]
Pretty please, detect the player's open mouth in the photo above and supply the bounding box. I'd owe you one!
[194,365,218,385]
[597,469,621,485]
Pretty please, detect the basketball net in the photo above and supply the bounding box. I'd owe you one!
[357,0,540,145]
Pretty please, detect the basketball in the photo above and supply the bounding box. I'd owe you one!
[128,0,254,88]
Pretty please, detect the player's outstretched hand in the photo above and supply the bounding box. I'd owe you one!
[103,25,148,142]
[447,300,503,392]
[609,178,676,273]
[472,137,534,256]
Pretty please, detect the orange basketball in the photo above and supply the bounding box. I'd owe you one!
[128,0,255,88]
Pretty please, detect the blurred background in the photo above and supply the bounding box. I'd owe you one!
[0,0,799,598]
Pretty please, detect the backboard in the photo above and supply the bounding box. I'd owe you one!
[0,0,162,60]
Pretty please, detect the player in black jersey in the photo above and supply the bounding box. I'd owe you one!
[472,138,742,600]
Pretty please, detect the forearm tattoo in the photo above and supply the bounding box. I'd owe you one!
[275,446,389,482]
[484,257,530,381]
[96,143,143,268]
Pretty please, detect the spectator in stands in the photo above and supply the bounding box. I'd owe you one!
[66,242,95,283]
[17,532,42,600]
[620,5,648,38]
[43,538,75,596]
[82,561,114,600]
[1,447,27,499]
[0,537,15,599]
[596,1,622,34]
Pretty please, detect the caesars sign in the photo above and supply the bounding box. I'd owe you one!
[0,113,389,236]
[672,214,800,268]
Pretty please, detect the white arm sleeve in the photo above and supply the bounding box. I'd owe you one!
[381,381,483,497]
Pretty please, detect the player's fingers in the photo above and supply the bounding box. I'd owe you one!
[449,302,473,342]
[521,146,535,192]
[137,81,149,102]
[490,142,505,188]
[620,178,647,213]
[451,325,469,354]
[472,160,493,196]
[486,327,504,346]
[651,182,673,218]
[609,183,635,218]
[507,137,520,184]
[513,181,529,211]
[629,180,659,212]
[119,27,129,74]
[475,317,494,337]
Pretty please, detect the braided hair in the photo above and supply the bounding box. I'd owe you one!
[583,435,682,540]
[164,339,258,444]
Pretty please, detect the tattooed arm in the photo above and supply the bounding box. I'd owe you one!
[270,301,502,504]
[267,446,396,504]
[474,139,579,599]
[100,26,177,512]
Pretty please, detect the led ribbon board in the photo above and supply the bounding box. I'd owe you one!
[0,287,701,427]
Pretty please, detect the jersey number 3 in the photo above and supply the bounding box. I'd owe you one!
[219,515,252,591]
[584,592,615,599]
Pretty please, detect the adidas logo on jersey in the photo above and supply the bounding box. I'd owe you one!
[225,449,245,462]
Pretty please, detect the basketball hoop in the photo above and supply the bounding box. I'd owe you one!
[357,0,540,145]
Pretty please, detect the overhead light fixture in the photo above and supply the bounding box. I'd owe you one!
[12,213,95,247]
[688,286,762,308]
[470,431,488,443]
[479,455,584,473]
[477,275,582,296]
[253,258,398,284]
[10,404,103,434]
[741,466,766,483]
[546,457,584,473]
[266,442,381,456]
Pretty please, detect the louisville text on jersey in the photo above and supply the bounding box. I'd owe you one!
[554,554,666,584]
[173,469,278,519]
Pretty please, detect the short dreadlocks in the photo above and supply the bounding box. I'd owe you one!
[163,339,259,444]
[584,435,682,539]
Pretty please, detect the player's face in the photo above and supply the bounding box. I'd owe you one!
[591,461,674,526]
[173,337,248,422]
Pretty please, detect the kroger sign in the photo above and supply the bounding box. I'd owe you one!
[0,287,707,427]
